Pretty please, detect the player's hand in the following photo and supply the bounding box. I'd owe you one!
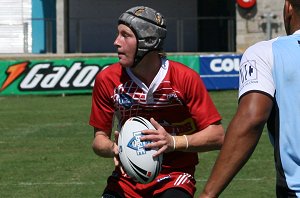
[140,118,174,157]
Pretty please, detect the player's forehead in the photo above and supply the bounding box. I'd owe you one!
[117,24,134,35]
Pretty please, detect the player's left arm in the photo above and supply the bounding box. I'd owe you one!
[183,68,224,152]
[183,121,224,152]
[142,118,224,157]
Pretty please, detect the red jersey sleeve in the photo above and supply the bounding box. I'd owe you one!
[89,65,117,132]
[185,69,221,130]
[169,61,221,130]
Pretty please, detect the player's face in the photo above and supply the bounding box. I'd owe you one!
[114,24,137,67]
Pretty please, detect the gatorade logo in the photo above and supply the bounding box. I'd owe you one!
[1,61,107,91]
[1,62,28,91]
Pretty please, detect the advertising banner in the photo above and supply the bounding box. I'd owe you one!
[0,54,241,96]
[199,54,242,90]
[0,57,118,96]
[0,55,201,96]
[168,55,200,72]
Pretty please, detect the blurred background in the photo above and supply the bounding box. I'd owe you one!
[0,0,284,54]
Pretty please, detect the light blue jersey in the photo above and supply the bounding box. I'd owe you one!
[239,30,300,197]
[272,33,300,196]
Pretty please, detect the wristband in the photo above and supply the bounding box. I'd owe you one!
[172,136,176,150]
[183,135,188,149]
[173,135,189,150]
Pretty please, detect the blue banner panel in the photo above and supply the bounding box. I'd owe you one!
[199,54,242,90]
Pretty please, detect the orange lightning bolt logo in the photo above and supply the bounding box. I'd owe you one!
[1,62,28,91]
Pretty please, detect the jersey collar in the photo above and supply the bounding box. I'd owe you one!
[126,57,169,94]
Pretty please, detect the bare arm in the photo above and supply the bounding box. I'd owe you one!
[187,122,224,152]
[199,92,273,198]
[92,128,118,158]
[141,118,224,157]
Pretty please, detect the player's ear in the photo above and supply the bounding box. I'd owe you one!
[284,0,293,19]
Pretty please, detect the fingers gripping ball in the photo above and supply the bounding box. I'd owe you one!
[118,116,163,184]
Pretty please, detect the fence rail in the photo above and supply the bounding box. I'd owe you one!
[0,16,236,53]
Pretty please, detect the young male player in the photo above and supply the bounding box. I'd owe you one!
[90,6,224,198]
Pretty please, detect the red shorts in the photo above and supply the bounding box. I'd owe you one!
[103,168,196,198]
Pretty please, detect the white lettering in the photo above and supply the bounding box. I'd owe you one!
[20,64,50,89]
[41,67,66,88]
[210,58,240,72]
[20,62,101,90]
[60,62,82,87]
[210,59,222,72]
[73,66,99,87]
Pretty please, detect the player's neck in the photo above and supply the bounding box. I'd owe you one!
[130,52,161,87]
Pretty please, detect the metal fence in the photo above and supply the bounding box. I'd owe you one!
[1,16,236,53]
[68,16,236,53]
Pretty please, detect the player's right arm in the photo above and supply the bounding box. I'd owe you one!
[199,92,273,198]
[90,67,118,158]
[92,128,125,174]
[200,39,275,198]
[92,128,118,158]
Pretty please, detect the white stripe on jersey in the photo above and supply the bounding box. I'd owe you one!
[174,173,192,186]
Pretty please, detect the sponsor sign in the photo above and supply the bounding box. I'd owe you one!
[199,54,242,90]
[0,54,242,95]
[0,57,118,95]
[168,55,200,72]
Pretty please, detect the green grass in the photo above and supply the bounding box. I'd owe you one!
[0,90,275,197]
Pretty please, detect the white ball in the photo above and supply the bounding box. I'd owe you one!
[118,116,163,184]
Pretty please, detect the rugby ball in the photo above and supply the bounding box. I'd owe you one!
[118,116,163,184]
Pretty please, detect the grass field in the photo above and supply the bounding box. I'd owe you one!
[0,90,275,197]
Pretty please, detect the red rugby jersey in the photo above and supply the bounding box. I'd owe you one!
[89,58,221,169]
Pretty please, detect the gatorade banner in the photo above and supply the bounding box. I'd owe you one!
[199,54,242,90]
[0,57,118,96]
[0,55,201,96]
